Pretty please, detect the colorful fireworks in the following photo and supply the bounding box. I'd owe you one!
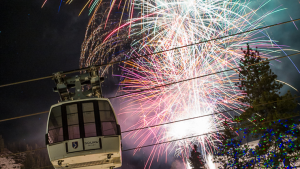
[41,0,102,15]
[79,0,298,168]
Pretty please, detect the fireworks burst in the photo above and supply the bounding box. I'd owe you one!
[41,0,104,15]
[80,0,298,168]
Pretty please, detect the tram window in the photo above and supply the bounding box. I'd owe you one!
[48,106,63,143]
[98,101,111,111]
[99,101,117,136]
[82,102,97,137]
[67,104,80,139]
[101,121,117,135]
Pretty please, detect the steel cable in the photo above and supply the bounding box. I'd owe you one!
[1,18,299,88]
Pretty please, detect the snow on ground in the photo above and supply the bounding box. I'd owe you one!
[0,148,23,169]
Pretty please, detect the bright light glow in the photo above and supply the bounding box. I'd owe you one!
[206,154,216,169]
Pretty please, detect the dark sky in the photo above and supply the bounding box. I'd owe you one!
[0,0,89,144]
[0,0,300,169]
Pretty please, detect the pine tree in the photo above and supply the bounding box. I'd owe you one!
[236,44,300,168]
[189,144,205,169]
[21,144,54,169]
[237,44,282,122]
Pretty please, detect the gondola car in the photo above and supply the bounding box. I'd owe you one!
[45,67,122,169]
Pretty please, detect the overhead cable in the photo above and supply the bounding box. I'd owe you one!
[0,111,48,123]
[121,95,300,133]
[108,51,300,99]
[2,51,299,123]
[1,18,300,88]
[1,90,299,131]
[6,113,300,161]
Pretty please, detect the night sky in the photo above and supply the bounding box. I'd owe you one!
[0,0,300,169]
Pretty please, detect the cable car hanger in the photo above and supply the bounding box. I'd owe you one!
[52,66,104,101]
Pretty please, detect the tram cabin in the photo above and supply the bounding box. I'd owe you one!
[46,98,122,169]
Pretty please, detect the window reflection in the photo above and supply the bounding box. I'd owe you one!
[99,101,117,136]
[67,104,80,139]
[48,106,63,144]
[102,122,117,135]
[83,102,97,137]
[98,101,111,110]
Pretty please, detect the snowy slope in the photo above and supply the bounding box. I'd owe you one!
[0,148,23,169]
